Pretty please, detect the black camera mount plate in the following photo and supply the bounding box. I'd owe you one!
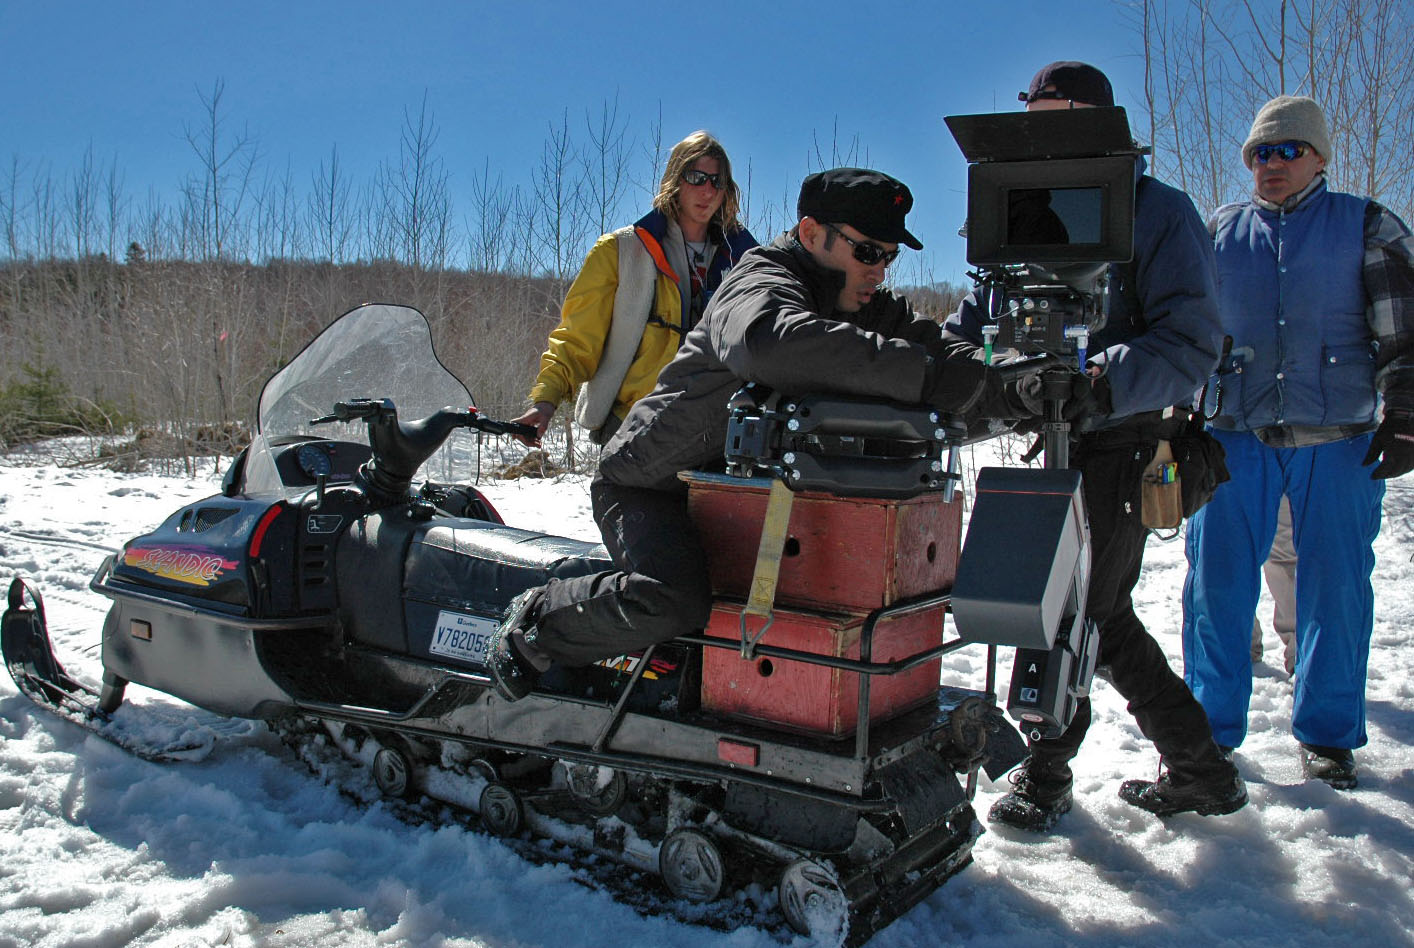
[723,385,966,500]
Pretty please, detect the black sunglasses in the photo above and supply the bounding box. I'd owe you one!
[1252,141,1310,164]
[680,168,725,190]
[1019,89,1070,104]
[825,222,900,267]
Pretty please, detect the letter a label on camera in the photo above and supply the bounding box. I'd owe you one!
[430,610,498,666]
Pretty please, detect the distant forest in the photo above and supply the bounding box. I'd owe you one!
[3,0,1408,467]
[0,84,964,466]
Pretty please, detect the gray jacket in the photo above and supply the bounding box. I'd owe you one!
[599,234,979,492]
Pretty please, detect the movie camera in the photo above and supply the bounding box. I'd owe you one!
[943,108,1145,740]
[944,106,1142,370]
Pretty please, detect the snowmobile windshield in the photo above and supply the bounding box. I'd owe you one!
[244,303,475,497]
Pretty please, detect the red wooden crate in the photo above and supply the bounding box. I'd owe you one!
[700,601,944,738]
[683,473,963,612]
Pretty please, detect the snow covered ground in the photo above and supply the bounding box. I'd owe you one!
[1,444,1411,948]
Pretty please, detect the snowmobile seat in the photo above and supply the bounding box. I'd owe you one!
[395,518,613,664]
[405,519,611,607]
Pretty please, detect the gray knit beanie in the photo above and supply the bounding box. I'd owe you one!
[1242,95,1333,168]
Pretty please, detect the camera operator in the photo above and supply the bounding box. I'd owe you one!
[944,61,1244,830]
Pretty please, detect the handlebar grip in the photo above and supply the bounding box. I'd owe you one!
[480,419,539,439]
[311,398,389,425]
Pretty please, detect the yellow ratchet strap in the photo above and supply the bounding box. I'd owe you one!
[739,478,794,657]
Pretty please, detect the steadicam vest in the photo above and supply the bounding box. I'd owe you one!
[1210,184,1373,431]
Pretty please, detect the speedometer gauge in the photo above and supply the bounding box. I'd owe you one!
[296,443,333,479]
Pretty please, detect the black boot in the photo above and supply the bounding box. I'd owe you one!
[988,756,1074,832]
[1300,743,1357,790]
[486,589,549,702]
[1118,764,1247,817]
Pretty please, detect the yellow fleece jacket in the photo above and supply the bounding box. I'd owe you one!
[528,229,684,425]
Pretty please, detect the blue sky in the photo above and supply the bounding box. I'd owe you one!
[1,0,1155,281]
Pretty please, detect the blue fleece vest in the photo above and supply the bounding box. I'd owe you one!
[1211,183,1373,431]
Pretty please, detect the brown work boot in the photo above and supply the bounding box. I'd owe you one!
[1119,765,1247,817]
[1299,743,1357,790]
[988,756,1074,832]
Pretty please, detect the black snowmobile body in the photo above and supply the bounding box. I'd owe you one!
[4,303,1040,945]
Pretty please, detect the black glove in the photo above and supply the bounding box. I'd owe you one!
[920,353,992,414]
[1006,371,1046,417]
[961,365,1046,421]
[1063,373,1112,425]
[989,366,1110,424]
[1361,409,1414,480]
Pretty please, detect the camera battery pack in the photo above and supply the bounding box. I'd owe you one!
[1007,612,1099,742]
[951,467,1090,650]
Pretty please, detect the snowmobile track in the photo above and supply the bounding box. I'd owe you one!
[276,718,814,945]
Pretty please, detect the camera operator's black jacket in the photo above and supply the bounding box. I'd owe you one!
[599,234,983,492]
[945,165,1223,435]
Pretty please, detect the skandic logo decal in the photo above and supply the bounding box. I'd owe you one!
[124,546,239,586]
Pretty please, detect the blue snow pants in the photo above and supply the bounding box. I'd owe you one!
[1181,429,1384,749]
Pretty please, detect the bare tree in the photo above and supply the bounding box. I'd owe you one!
[374,91,453,271]
[30,165,61,260]
[467,158,517,273]
[181,79,260,261]
[68,143,99,259]
[103,156,126,261]
[1,155,27,260]
[582,94,633,236]
[133,188,173,261]
[307,144,353,263]
[810,119,866,171]
[635,101,665,204]
[531,109,588,280]
[254,159,303,262]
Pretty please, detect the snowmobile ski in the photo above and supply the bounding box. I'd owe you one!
[1,577,252,761]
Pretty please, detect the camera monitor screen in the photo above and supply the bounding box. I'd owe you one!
[1007,187,1102,244]
[966,155,1136,266]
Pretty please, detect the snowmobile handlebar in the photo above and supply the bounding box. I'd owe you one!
[311,399,537,501]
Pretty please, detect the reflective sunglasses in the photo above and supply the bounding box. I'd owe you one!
[1252,141,1309,164]
[825,222,900,267]
[680,168,725,190]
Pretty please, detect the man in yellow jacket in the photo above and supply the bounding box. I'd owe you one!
[515,131,757,445]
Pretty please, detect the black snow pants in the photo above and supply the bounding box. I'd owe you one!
[1029,432,1233,785]
[529,477,713,667]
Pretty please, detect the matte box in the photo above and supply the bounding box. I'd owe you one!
[700,601,944,738]
[683,472,963,612]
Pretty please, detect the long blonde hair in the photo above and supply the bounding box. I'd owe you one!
[652,130,743,234]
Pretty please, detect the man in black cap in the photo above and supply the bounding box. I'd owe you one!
[1019,60,1116,109]
[487,167,1036,697]
[946,62,1245,828]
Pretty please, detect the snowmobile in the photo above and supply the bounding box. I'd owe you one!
[3,303,1088,945]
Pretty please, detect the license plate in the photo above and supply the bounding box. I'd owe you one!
[429,610,497,666]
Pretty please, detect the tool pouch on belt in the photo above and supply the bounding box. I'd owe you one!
[1141,439,1183,529]
[1170,423,1230,518]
